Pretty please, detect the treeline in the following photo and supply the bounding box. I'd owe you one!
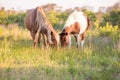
[100,10,120,27]
[0,8,97,29]
[0,12,25,27]
[0,3,120,29]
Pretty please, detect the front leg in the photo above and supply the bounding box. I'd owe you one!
[42,33,48,48]
[68,35,72,48]
[76,34,80,48]
[38,33,42,47]
[47,31,53,45]
[30,30,37,47]
[35,25,41,47]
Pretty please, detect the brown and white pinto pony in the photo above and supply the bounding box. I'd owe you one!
[24,6,59,47]
[60,10,91,48]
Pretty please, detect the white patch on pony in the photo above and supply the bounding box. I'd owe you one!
[63,10,87,35]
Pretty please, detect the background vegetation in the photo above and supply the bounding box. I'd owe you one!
[0,3,120,80]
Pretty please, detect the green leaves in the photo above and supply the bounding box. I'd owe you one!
[100,10,120,28]
[0,13,25,27]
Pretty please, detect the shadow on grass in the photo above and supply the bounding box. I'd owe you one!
[0,64,119,80]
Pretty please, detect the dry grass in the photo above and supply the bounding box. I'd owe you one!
[0,24,120,80]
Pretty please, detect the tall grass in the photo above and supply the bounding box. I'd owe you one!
[0,24,120,80]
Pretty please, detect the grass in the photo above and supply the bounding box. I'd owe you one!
[0,25,120,80]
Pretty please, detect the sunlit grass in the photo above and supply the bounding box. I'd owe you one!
[0,25,120,80]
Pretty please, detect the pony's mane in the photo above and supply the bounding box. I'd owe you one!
[36,7,55,31]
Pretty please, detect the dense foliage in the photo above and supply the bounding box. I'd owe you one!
[100,10,120,28]
[0,12,25,27]
[0,8,119,30]
[46,11,69,30]
[83,9,97,22]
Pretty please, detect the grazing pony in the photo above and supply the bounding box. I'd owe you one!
[60,10,91,48]
[24,6,59,47]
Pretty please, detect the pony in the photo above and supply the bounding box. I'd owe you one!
[24,6,59,47]
[59,10,91,48]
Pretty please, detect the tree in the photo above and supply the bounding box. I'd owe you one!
[42,3,62,13]
[106,2,120,12]
[100,10,120,27]
[16,13,26,27]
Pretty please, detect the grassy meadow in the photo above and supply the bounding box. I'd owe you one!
[0,24,120,80]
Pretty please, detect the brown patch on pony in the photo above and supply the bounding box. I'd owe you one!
[60,21,80,47]
[70,21,80,34]
[80,33,85,41]
[60,21,80,35]
[59,29,69,47]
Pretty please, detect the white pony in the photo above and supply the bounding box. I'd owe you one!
[60,10,91,48]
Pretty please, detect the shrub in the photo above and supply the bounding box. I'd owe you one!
[0,12,26,27]
[100,10,120,28]
[99,23,119,40]
[16,13,26,27]
[100,23,118,36]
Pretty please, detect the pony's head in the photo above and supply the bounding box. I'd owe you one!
[51,31,60,48]
[59,32,69,47]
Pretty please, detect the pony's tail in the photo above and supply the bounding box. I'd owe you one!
[86,18,92,30]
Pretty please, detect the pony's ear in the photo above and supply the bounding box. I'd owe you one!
[65,33,68,35]
[51,31,53,35]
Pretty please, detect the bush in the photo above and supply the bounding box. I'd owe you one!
[99,23,119,40]
[0,17,5,24]
[100,23,118,36]
[16,13,26,27]
[100,10,120,28]
[46,11,69,30]
[0,12,26,27]
[6,15,17,25]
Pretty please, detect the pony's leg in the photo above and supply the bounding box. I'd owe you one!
[81,40,84,49]
[76,34,80,48]
[80,33,85,49]
[74,35,78,47]
[47,31,53,45]
[68,35,72,48]
[30,31,37,47]
[43,34,48,47]
[36,26,42,47]
[38,33,41,47]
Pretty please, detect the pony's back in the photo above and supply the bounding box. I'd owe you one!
[64,10,88,34]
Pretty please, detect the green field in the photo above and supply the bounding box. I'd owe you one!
[0,25,120,80]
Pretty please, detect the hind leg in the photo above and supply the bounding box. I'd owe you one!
[42,34,48,47]
[74,35,77,47]
[38,33,42,47]
[30,31,37,47]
